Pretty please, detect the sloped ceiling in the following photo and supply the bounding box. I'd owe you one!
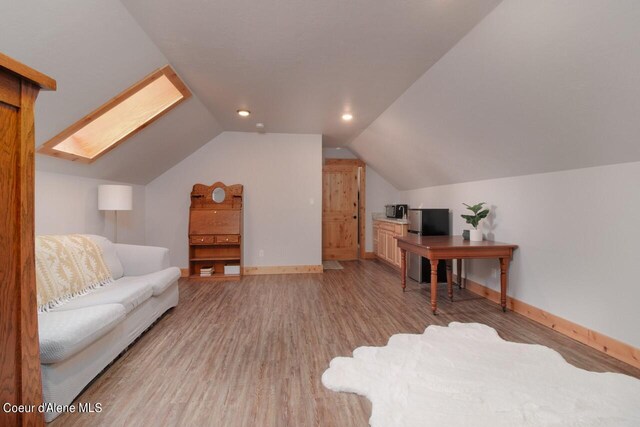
[349,0,640,190]
[0,0,221,184]
[5,1,637,190]
[121,0,500,147]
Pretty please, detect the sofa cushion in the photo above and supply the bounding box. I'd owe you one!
[142,267,181,296]
[86,235,124,280]
[51,276,153,314]
[39,304,126,364]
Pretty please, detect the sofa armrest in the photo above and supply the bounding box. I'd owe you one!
[114,243,170,276]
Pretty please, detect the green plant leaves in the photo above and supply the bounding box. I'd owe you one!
[463,202,487,214]
[461,203,489,229]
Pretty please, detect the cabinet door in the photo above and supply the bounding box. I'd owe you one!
[385,231,395,263]
[378,230,387,259]
[372,224,379,254]
[190,209,240,235]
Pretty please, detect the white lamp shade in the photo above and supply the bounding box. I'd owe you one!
[98,185,132,211]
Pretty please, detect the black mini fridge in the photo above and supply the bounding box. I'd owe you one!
[407,209,449,283]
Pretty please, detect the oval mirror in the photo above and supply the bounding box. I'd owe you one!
[212,187,226,203]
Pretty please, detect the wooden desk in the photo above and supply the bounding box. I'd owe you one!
[395,235,518,314]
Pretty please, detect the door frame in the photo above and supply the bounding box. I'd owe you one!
[324,159,366,259]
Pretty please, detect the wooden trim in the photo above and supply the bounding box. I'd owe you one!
[183,265,323,276]
[242,265,323,275]
[458,275,640,369]
[324,158,365,167]
[363,251,377,259]
[18,83,44,426]
[0,52,56,90]
[0,71,21,107]
[1,56,52,426]
[359,163,366,259]
[37,65,191,163]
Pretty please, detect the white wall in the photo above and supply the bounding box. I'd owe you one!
[35,171,146,244]
[402,161,640,347]
[322,148,401,252]
[146,132,322,268]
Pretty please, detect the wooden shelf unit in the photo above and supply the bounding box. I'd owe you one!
[188,182,243,281]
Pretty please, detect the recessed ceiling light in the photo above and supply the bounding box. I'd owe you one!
[341,113,353,121]
[237,109,251,117]
[336,147,342,150]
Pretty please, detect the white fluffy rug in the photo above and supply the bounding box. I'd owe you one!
[322,322,640,426]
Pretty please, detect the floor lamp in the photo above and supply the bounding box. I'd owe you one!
[98,185,132,243]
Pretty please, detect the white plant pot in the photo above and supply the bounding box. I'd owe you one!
[469,229,483,241]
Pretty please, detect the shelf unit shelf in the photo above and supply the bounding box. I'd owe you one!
[189,256,241,262]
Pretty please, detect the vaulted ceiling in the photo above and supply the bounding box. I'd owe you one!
[3,1,639,189]
[349,0,640,190]
[1,0,499,184]
[121,0,500,147]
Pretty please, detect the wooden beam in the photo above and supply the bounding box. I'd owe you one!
[324,158,365,167]
[0,52,56,90]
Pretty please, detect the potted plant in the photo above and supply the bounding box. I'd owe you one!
[461,202,489,241]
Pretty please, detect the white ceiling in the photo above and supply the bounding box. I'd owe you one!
[350,0,640,190]
[0,0,222,184]
[5,0,636,190]
[121,0,500,147]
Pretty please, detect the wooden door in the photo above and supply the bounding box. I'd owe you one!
[322,164,359,260]
[0,54,55,427]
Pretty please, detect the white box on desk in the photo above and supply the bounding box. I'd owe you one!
[224,265,240,275]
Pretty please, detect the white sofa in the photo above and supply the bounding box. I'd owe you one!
[37,235,180,422]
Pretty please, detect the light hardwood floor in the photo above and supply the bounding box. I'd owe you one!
[52,260,640,426]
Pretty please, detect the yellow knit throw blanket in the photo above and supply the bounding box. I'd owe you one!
[36,235,113,311]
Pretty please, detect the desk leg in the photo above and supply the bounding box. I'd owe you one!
[499,257,510,312]
[400,248,407,292]
[446,260,453,301]
[430,259,439,314]
[457,259,463,289]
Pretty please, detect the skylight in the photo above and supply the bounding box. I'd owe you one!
[38,65,191,163]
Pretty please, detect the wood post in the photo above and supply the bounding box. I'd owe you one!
[400,248,406,292]
[430,258,439,314]
[446,260,453,301]
[499,257,510,312]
